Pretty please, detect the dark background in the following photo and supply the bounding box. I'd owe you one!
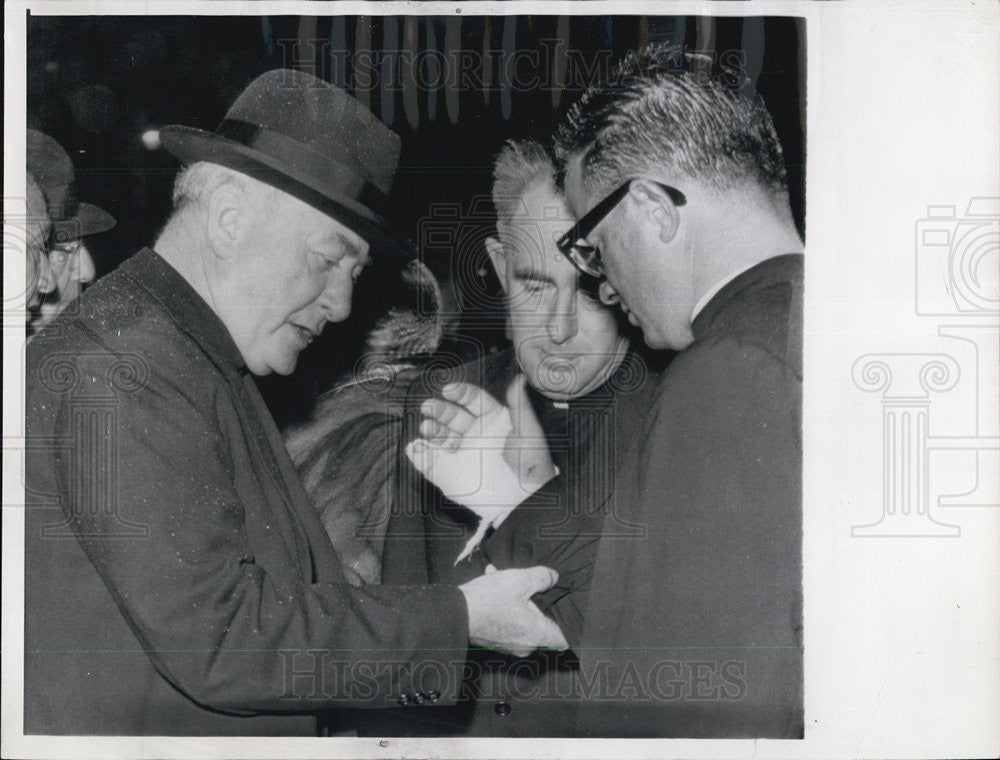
[27,13,806,427]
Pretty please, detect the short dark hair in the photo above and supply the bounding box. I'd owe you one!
[555,43,789,198]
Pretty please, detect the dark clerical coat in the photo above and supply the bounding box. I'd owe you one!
[23,249,468,735]
[367,254,803,738]
[574,254,804,738]
[365,345,662,736]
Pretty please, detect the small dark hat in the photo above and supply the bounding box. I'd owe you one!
[27,129,117,244]
[159,68,414,261]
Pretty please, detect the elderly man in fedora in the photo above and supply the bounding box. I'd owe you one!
[24,69,566,737]
[26,129,115,335]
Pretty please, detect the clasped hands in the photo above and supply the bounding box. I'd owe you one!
[405,375,568,656]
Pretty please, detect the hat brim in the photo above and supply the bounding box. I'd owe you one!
[159,125,416,263]
[51,202,116,242]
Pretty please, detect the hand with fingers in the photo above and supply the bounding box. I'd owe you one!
[405,375,558,561]
[459,564,570,656]
[500,374,558,485]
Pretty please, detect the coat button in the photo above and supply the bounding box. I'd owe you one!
[494,700,512,717]
[426,689,441,703]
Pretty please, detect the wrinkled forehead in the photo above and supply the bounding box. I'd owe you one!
[276,188,371,261]
[310,220,370,261]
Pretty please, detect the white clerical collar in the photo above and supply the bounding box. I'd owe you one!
[691,262,759,321]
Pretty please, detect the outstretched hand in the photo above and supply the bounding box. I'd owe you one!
[405,376,558,561]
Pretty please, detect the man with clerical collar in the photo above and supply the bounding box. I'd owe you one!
[359,139,663,737]
[552,44,804,738]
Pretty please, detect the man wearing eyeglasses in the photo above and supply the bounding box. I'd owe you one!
[26,129,113,336]
[548,44,805,738]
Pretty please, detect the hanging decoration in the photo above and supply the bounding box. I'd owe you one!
[482,17,492,108]
[552,16,570,111]
[355,16,373,113]
[425,17,439,123]
[501,16,515,122]
[381,16,398,126]
[261,16,275,60]
[445,16,461,125]
[297,16,318,75]
[741,17,766,95]
[695,16,716,62]
[330,15,347,90]
[403,16,420,130]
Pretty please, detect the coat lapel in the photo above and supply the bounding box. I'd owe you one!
[120,248,337,584]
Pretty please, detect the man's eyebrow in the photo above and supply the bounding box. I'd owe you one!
[317,232,366,260]
[511,267,554,283]
[342,235,367,260]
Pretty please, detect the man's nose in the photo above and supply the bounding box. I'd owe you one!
[546,291,578,344]
[319,269,354,324]
[36,252,57,294]
[74,244,96,284]
[598,279,620,306]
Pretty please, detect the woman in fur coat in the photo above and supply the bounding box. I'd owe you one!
[284,260,450,586]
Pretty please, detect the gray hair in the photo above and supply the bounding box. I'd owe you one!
[171,162,275,215]
[491,139,557,231]
[555,43,789,199]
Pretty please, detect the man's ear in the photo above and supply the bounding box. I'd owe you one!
[206,184,246,259]
[485,236,509,294]
[630,180,681,245]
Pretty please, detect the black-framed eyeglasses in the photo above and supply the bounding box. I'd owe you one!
[555,180,686,278]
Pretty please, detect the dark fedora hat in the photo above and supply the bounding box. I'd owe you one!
[159,68,415,261]
[27,129,116,244]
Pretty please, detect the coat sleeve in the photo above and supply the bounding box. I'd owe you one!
[51,355,469,714]
[473,479,600,648]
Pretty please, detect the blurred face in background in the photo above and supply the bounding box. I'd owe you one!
[37,237,97,326]
[25,174,55,332]
[486,180,629,402]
